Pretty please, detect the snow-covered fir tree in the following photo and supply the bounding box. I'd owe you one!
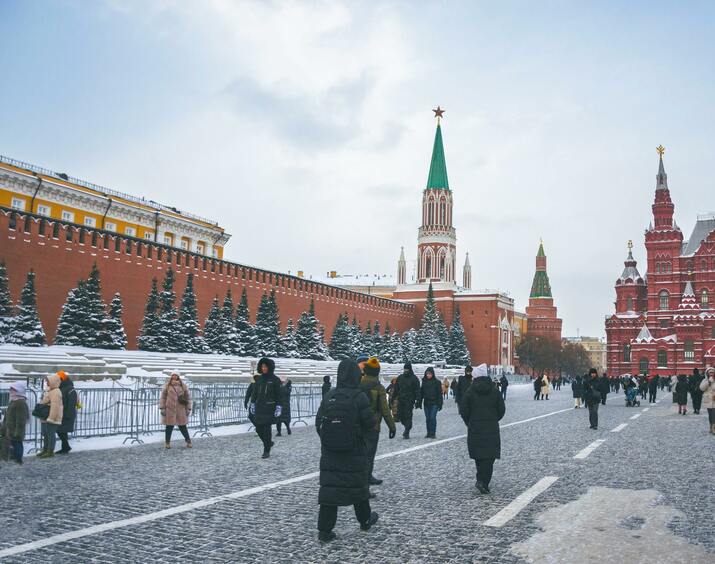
[389,331,404,364]
[415,283,446,362]
[177,273,208,353]
[0,261,13,342]
[254,290,281,356]
[83,264,110,348]
[54,282,87,346]
[317,326,331,361]
[436,311,450,357]
[7,270,45,347]
[203,297,228,353]
[363,321,373,355]
[379,323,392,361]
[137,279,162,350]
[234,288,257,357]
[371,320,382,357]
[328,312,352,360]
[447,305,471,365]
[280,318,300,358]
[401,328,418,362]
[348,316,363,357]
[296,300,325,360]
[221,288,240,354]
[156,268,180,352]
[97,293,128,349]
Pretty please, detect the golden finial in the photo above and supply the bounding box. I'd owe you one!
[656,145,665,157]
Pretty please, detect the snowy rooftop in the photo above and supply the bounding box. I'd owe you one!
[305,273,400,287]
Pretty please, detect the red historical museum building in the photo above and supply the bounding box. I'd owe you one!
[606,148,715,376]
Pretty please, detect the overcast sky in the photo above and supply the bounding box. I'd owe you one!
[1,1,713,337]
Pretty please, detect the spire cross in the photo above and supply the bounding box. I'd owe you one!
[656,145,665,157]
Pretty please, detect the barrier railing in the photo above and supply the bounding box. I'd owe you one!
[0,384,324,448]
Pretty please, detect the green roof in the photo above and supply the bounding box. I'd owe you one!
[426,123,449,190]
[537,241,545,257]
[530,270,552,298]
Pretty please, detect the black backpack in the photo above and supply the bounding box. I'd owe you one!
[320,389,360,452]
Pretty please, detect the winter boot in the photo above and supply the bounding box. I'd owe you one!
[36,449,49,458]
[475,481,488,494]
[368,476,383,486]
[360,512,379,531]
[276,430,282,437]
[261,449,270,459]
[165,442,171,449]
[40,451,55,459]
[185,439,192,449]
[287,427,292,435]
[318,531,336,543]
[710,424,715,435]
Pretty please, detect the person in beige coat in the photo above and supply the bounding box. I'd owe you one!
[700,366,715,435]
[159,371,193,449]
[540,376,550,400]
[37,373,64,459]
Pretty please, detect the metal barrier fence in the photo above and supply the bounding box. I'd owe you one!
[0,384,324,451]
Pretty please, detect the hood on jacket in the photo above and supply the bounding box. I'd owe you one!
[257,357,275,375]
[9,381,27,401]
[705,366,714,377]
[424,367,435,379]
[677,374,687,382]
[337,359,361,389]
[46,373,61,390]
[323,375,331,383]
[473,376,493,395]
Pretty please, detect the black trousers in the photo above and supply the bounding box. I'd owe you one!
[276,421,291,433]
[255,424,272,451]
[318,501,371,532]
[648,389,657,403]
[398,403,414,431]
[588,403,599,429]
[600,394,607,405]
[691,392,703,412]
[165,425,190,442]
[475,458,495,486]
[364,430,379,479]
[56,431,71,451]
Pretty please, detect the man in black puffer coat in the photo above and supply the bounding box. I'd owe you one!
[316,359,378,542]
[396,363,421,439]
[419,367,443,438]
[455,365,473,407]
[250,358,282,459]
[460,363,505,494]
[56,372,78,455]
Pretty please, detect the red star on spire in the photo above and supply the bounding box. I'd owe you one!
[432,106,445,119]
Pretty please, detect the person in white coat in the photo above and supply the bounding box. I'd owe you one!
[699,366,715,435]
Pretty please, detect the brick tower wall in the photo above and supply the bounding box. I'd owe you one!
[1,209,417,348]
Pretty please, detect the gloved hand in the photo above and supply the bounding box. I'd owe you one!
[389,429,396,439]
[274,405,282,418]
[249,403,256,415]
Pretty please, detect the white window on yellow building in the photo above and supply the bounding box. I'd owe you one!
[164,234,173,246]
[11,197,26,211]
[125,226,136,237]
[144,231,154,241]
[84,217,96,227]
[196,242,205,255]
[212,247,218,258]
[37,204,51,216]
[180,239,189,250]
[105,222,116,232]
[62,210,75,222]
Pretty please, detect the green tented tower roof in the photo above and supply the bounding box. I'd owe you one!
[426,123,449,190]
[530,270,552,298]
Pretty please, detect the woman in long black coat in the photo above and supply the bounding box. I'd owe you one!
[56,372,77,454]
[675,374,689,414]
[460,367,506,494]
[276,380,292,436]
[315,359,377,541]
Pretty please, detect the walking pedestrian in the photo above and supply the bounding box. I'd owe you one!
[638,376,648,400]
[419,367,443,438]
[450,378,458,399]
[499,374,509,400]
[599,372,610,405]
[55,371,77,455]
[571,375,583,408]
[159,370,193,449]
[442,378,450,400]
[395,362,421,439]
[540,375,550,400]
[648,374,659,404]
[0,381,29,464]
[322,375,332,399]
[460,363,505,494]
[689,368,704,415]
[584,368,602,430]
[533,376,541,400]
[316,359,378,542]
[359,357,396,492]
[36,373,63,458]
[455,366,473,407]
[276,379,292,436]
[386,377,399,419]
[675,374,689,415]
[699,366,715,434]
[250,357,282,459]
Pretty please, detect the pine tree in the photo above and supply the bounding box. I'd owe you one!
[348,316,363,358]
[328,312,352,360]
[7,270,45,347]
[363,321,373,356]
[0,261,12,342]
[296,300,324,360]
[415,283,446,362]
[235,288,257,357]
[137,278,162,350]
[317,326,331,360]
[436,311,450,357]
[379,322,392,361]
[54,282,87,346]
[203,296,228,353]
[97,293,128,349]
[221,288,240,354]
[255,291,281,356]
[447,305,471,365]
[389,331,404,364]
[83,264,109,348]
[372,320,382,357]
[401,328,418,363]
[177,273,208,353]
[153,268,180,352]
[281,318,300,358]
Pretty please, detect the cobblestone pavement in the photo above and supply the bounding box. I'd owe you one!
[1,384,713,563]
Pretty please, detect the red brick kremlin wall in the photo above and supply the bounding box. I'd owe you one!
[1,208,416,347]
